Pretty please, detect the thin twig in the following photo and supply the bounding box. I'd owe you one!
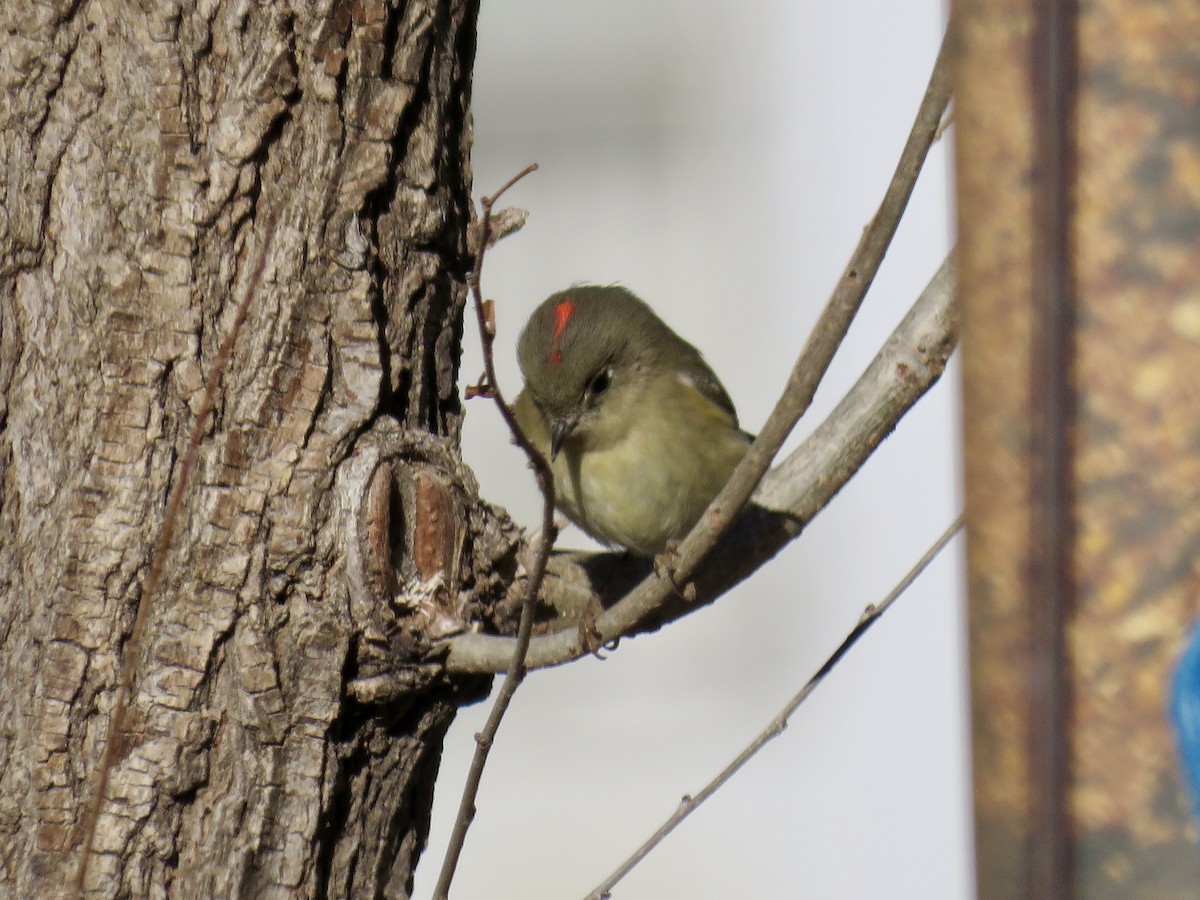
[431,163,548,900]
[584,514,965,900]
[443,24,955,672]
[72,209,281,895]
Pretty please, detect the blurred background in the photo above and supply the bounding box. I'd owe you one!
[415,1,969,897]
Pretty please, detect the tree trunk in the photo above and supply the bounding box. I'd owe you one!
[0,0,499,895]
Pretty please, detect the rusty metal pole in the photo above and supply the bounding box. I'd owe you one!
[956,0,1200,895]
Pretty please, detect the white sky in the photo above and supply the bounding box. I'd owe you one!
[415,2,971,898]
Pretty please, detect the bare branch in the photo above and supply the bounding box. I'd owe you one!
[444,252,957,672]
[756,255,957,517]
[432,163,549,900]
[583,514,965,900]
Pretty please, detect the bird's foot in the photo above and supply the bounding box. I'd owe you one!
[652,540,680,581]
[577,593,620,659]
[653,540,697,602]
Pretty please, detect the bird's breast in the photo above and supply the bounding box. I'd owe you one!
[553,374,749,555]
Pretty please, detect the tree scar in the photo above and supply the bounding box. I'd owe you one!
[548,299,575,365]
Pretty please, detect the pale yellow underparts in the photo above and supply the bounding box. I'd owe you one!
[518,371,750,556]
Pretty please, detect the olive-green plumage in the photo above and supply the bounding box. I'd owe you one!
[514,285,750,556]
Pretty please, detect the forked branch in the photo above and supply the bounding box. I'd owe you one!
[443,24,954,672]
[445,252,957,671]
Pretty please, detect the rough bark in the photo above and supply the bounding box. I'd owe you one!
[0,0,504,896]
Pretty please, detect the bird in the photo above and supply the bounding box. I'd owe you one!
[513,285,751,557]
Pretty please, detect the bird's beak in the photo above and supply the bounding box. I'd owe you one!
[549,415,577,460]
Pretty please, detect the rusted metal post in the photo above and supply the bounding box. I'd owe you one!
[956,0,1200,894]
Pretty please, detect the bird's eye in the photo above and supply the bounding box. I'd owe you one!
[589,368,611,398]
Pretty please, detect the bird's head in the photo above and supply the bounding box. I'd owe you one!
[516,285,673,458]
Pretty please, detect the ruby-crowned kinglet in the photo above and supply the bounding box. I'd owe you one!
[514,285,751,556]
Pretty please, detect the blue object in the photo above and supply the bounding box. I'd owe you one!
[1170,625,1200,819]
